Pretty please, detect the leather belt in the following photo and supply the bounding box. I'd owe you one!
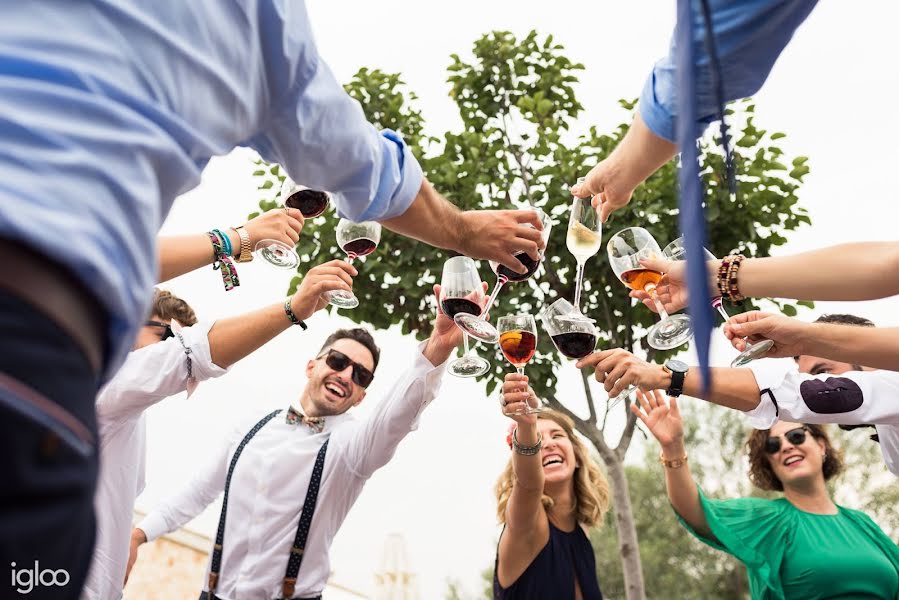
[0,238,107,375]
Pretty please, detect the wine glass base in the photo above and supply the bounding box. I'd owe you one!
[448,355,490,378]
[325,290,359,309]
[258,245,300,269]
[730,339,775,367]
[454,313,500,344]
[607,386,637,411]
[647,314,693,350]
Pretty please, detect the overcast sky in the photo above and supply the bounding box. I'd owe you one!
[139,2,899,598]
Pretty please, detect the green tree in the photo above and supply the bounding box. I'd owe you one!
[252,31,812,599]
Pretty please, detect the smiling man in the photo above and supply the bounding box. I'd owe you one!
[129,289,463,600]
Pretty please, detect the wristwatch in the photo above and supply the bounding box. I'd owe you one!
[232,226,253,262]
[663,359,689,398]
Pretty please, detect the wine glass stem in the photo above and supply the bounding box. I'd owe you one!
[517,366,525,376]
[573,261,585,312]
[712,296,753,348]
[481,277,507,318]
[462,332,471,356]
[646,286,671,320]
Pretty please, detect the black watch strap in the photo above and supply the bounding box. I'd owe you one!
[666,366,686,398]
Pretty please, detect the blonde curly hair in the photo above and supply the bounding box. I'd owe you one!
[494,410,610,528]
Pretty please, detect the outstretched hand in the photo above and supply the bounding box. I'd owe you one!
[569,158,636,223]
[456,209,545,275]
[630,389,684,448]
[500,373,539,426]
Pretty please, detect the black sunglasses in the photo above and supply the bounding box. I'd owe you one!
[318,349,374,388]
[764,426,809,454]
[145,320,174,341]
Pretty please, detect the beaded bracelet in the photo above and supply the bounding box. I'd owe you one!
[717,254,745,304]
[283,298,308,330]
[512,430,543,456]
[207,231,240,291]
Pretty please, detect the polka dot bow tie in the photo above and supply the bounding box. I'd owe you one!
[285,406,325,433]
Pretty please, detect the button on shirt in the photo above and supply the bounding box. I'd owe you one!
[138,342,446,599]
[83,322,227,600]
[0,2,423,381]
[639,0,819,141]
[742,361,899,477]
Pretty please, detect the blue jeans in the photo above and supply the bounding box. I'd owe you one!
[0,289,99,600]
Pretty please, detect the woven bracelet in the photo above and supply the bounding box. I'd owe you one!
[207,231,240,291]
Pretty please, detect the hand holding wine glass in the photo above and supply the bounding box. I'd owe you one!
[324,219,381,309]
[243,207,306,269]
[500,373,539,425]
[498,314,540,415]
[288,259,357,320]
[281,176,331,219]
[723,310,807,359]
[564,176,602,319]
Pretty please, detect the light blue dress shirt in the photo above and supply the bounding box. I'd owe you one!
[0,1,422,380]
[640,0,819,142]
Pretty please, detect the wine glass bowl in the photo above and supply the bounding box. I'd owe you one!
[498,314,540,416]
[281,176,331,218]
[324,219,381,309]
[540,298,597,360]
[608,227,692,351]
[255,239,300,269]
[563,177,603,320]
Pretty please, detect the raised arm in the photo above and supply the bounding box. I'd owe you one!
[158,208,303,283]
[631,390,711,538]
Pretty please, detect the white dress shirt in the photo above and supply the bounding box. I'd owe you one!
[83,321,227,600]
[742,361,899,477]
[138,342,446,600]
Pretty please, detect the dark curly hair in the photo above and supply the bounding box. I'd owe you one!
[745,423,844,491]
[319,328,380,372]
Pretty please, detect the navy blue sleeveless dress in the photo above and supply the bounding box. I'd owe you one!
[493,521,603,600]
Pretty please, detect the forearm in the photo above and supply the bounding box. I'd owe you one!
[736,242,899,301]
[207,303,293,368]
[158,231,239,282]
[659,439,710,538]
[656,367,762,412]
[800,324,899,371]
[511,421,544,492]
[379,179,464,253]
[608,112,678,188]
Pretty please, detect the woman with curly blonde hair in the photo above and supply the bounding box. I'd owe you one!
[633,388,899,599]
[494,373,611,599]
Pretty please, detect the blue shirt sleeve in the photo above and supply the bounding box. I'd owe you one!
[639,0,819,142]
[248,6,422,223]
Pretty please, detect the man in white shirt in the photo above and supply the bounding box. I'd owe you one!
[575,313,899,477]
[84,259,356,600]
[129,287,462,600]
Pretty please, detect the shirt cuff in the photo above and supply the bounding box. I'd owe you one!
[135,512,168,543]
[178,320,229,381]
[352,130,423,222]
[639,70,677,143]
[741,359,795,429]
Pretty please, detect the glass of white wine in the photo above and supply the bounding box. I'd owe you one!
[563,177,601,322]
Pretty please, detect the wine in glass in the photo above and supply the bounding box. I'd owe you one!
[540,298,597,360]
[498,314,540,415]
[563,177,602,321]
[663,237,774,367]
[440,257,490,378]
[607,227,692,350]
[455,208,553,344]
[281,176,331,218]
[324,219,381,309]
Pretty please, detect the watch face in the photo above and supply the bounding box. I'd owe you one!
[666,359,689,373]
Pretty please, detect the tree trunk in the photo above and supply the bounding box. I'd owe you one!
[601,452,645,600]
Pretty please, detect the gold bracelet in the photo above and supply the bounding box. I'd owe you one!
[659,451,688,469]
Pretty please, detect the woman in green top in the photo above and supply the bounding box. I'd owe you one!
[632,389,899,600]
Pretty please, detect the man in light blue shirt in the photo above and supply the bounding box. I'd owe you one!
[0,3,544,597]
[571,0,818,220]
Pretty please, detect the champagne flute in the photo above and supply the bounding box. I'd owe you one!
[608,227,693,351]
[539,298,597,360]
[255,178,332,269]
[324,219,381,309]
[455,208,553,344]
[440,257,490,378]
[498,314,540,415]
[663,237,774,367]
[562,177,602,321]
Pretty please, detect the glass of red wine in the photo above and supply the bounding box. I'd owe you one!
[440,257,490,378]
[281,176,331,218]
[323,219,381,309]
[608,227,692,350]
[539,298,597,360]
[455,208,553,344]
[498,314,540,415]
[663,237,774,366]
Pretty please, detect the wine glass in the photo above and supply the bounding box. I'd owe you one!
[663,237,774,367]
[607,227,692,350]
[498,314,540,415]
[562,177,602,321]
[454,208,553,344]
[539,298,597,360]
[281,176,331,218]
[440,257,490,378]
[324,219,381,309]
[254,206,302,269]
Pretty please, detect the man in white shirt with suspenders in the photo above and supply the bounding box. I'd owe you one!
[130,286,464,599]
